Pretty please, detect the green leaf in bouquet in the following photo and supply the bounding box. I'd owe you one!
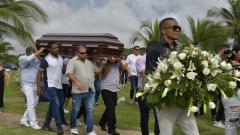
[146,92,160,109]
[164,92,176,107]
[175,95,188,108]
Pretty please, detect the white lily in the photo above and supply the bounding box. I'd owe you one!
[208,101,216,109]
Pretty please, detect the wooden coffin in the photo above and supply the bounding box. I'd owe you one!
[35,33,124,59]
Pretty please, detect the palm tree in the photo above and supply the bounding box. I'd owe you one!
[0,0,48,46]
[185,17,230,51]
[131,19,162,47]
[0,39,15,63]
[207,0,240,45]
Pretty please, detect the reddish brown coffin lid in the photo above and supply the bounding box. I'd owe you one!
[35,33,124,59]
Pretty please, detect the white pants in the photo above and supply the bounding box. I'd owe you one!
[156,106,199,135]
[20,85,39,126]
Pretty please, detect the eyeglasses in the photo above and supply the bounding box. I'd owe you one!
[79,52,87,55]
[164,25,181,32]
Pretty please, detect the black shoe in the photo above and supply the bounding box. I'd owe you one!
[63,121,70,126]
[57,127,64,134]
[108,130,120,135]
[99,121,107,131]
[42,125,52,131]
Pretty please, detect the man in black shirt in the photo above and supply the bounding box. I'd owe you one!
[146,18,199,135]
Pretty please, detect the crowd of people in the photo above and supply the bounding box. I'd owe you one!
[0,17,239,135]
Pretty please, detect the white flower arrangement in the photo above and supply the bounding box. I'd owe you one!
[137,44,238,116]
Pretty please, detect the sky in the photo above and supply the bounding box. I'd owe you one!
[12,0,229,54]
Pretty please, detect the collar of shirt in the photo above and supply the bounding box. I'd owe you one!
[159,38,178,51]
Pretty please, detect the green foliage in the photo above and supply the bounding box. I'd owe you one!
[130,19,162,47]
[0,39,17,63]
[207,0,240,45]
[0,0,48,46]
[186,17,230,52]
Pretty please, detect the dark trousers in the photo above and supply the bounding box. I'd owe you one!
[129,76,138,99]
[0,82,4,108]
[138,98,160,135]
[211,94,225,121]
[44,87,64,128]
[99,89,117,132]
[94,79,101,102]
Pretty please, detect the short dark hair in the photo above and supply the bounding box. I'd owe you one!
[25,46,35,54]
[47,42,59,48]
[77,45,86,51]
[133,45,140,49]
[159,17,176,31]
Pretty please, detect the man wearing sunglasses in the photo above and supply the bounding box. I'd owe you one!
[66,45,99,135]
[146,18,199,135]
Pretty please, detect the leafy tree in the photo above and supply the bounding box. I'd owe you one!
[185,17,230,51]
[207,0,240,45]
[0,0,48,46]
[0,39,16,63]
[131,19,162,47]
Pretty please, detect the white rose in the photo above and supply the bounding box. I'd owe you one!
[229,81,237,89]
[202,68,210,75]
[157,62,168,73]
[186,72,198,80]
[192,50,198,56]
[234,70,240,77]
[164,80,172,87]
[211,70,218,76]
[190,106,199,112]
[201,51,209,57]
[201,60,209,68]
[144,83,151,90]
[173,61,184,70]
[210,58,219,68]
[178,53,187,60]
[220,61,227,69]
[226,63,233,70]
[207,83,217,91]
[170,51,178,60]
[214,55,221,62]
[208,102,216,109]
[217,69,223,74]
[153,72,161,79]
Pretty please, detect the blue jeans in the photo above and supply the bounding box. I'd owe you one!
[129,75,138,99]
[44,87,64,128]
[70,92,95,133]
[222,89,240,135]
[94,79,101,102]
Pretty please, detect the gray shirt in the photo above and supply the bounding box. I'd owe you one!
[66,56,97,94]
[101,63,120,92]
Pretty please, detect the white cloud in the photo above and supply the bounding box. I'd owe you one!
[11,0,228,54]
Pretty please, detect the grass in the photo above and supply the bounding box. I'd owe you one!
[1,71,239,135]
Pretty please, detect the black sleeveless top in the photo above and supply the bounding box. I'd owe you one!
[0,69,4,89]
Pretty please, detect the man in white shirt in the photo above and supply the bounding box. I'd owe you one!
[126,46,141,103]
[36,42,64,134]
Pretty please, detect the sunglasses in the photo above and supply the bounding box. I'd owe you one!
[79,52,87,55]
[164,25,181,32]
